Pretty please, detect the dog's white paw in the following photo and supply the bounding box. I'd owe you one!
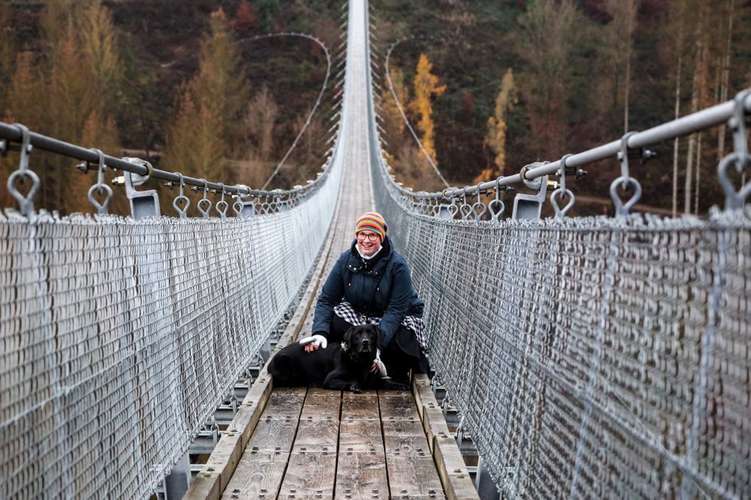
[299,334,328,349]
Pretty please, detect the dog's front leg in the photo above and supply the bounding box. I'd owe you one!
[323,370,361,393]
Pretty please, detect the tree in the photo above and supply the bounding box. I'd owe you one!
[233,0,258,32]
[516,0,579,159]
[477,68,517,182]
[164,9,250,181]
[604,0,639,132]
[0,4,15,116]
[381,65,409,158]
[409,54,446,164]
[246,86,279,161]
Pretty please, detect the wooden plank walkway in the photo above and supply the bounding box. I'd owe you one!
[187,377,477,500]
[183,2,477,498]
[214,387,459,500]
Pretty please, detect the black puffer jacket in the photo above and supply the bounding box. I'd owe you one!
[312,237,424,348]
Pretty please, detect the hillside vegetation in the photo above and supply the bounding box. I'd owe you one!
[1,0,750,216]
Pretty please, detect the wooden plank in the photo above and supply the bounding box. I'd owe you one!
[386,456,446,499]
[291,420,339,453]
[263,388,307,419]
[223,387,306,498]
[245,415,299,453]
[221,451,289,500]
[378,392,420,420]
[382,420,431,459]
[339,419,384,454]
[411,375,478,500]
[336,451,388,500]
[278,451,337,499]
[183,469,222,500]
[185,372,274,500]
[299,388,342,421]
[433,435,480,500]
[336,391,388,499]
[379,391,445,499]
[341,392,380,419]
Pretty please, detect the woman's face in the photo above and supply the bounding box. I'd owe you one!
[356,230,382,256]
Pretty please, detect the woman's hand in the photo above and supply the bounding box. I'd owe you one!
[299,334,328,353]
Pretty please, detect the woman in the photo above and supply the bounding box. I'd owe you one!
[303,211,429,384]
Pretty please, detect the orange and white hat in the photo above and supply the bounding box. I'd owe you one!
[354,211,387,240]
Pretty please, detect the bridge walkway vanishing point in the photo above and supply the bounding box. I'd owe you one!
[2,0,751,497]
[185,1,476,499]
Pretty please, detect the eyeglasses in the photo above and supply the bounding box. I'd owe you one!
[357,232,380,242]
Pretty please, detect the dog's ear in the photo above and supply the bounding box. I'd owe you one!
[343,327,354,347]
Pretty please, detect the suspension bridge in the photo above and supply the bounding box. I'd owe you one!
[1,0,750,499]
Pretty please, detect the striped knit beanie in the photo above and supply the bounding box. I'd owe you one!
[354,211,387,241]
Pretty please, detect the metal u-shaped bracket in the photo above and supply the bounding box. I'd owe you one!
[512,162,548,221]
[122,157,160,219]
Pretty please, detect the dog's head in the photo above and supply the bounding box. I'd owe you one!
[342,325,379,365]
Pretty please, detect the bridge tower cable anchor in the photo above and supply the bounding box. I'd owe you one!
[7,123,40,217]
[550,154,575,219]
[87,148,113,215]
[172,172,190,219]
[717,89,751,210]
[609,131,642,217]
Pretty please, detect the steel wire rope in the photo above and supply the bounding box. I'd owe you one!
[382,37,450,188]
[234,33,336,190]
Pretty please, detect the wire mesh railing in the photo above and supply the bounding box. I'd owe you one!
[0,26,346,495]
[366,2,751,498]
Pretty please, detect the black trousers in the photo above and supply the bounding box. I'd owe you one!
[329,314,431,384]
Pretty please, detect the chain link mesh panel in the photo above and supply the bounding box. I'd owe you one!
[372,149,751,497]
[0,152,341,498]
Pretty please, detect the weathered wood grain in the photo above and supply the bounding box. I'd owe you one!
[245,415,299,453]
[341,392,380,419]
[263,388,307,419]
[220,451,289,499]
[278,451,338,499]
[386,456,446,499]
[335,451,389,500]
[378,391,420,420]
[299,389,342,421]
[291,420,339,453]
[338,419,384,454]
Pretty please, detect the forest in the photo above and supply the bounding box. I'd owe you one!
[1,0,749,216]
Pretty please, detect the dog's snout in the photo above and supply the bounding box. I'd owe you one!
[361,338,370,348]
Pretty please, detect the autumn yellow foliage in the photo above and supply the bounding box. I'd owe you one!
[409,54,446,163]
[477,68,517,183]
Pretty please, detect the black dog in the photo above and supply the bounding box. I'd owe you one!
[269,325,381,392]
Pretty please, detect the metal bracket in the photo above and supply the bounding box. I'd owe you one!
[122,157,160,219]
[512,162,548,221]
